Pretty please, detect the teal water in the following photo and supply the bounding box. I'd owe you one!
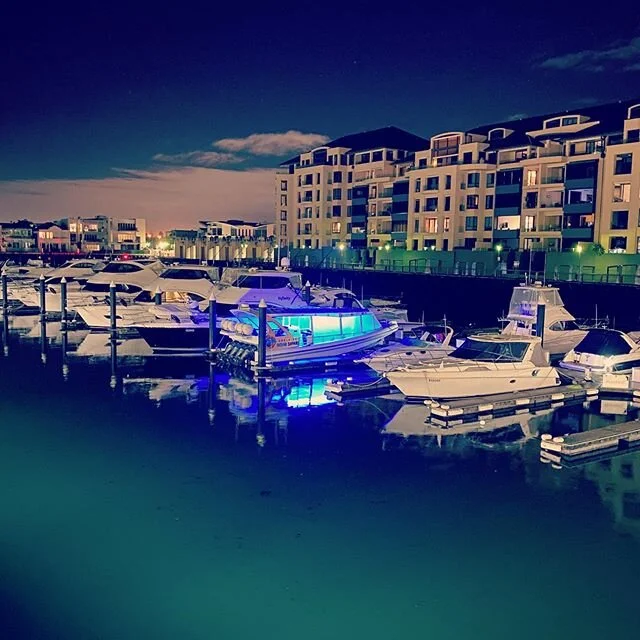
[1,328,640,639]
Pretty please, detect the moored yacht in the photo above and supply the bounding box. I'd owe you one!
[13,259,164,313]
[357,323,455,374]
[76,264,218,329]
[559,328,640,376]
[385,334,560,399]
[500,282,586,360]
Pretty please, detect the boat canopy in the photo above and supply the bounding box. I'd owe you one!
[450,337,530,362]
[159,268,216,281]
[231,308,382,345]
[573,329,635,356]
[508,286,563,320]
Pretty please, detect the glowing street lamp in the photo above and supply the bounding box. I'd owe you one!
[384,244,391,251]
[338,242,346,251]
[495,244,503,261]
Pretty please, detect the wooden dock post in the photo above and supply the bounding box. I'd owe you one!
[154,286,162,305]
[38,273,46,318]
[536,302,546,348]
[1,269,8,318]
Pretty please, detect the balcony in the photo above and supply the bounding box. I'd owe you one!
[538,224,562,232]
[538,147,565,158]
[563,201,595,215]
[561,225,594,240]
[541,176,564,184]
[493,229,519,240]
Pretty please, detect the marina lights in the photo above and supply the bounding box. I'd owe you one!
[575,243,583,254]
[338,242,346,251]
[495,244,503,261]
[384,244,391,251]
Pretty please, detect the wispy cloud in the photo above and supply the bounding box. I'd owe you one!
[152,151,243,167]
[506,113,527,121]
[213,130,330,156]
[539,36,640,72]
[0,167,275,231]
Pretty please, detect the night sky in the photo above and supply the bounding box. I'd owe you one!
[1,2,639,229]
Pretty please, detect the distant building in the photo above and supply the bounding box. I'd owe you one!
[0,220,37,252]
[173,219,275,261]
[36,222,70,252]
[64,216,147,252]
[277,98,640,254]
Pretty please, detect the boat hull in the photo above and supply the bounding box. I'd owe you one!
[386,365,561,399]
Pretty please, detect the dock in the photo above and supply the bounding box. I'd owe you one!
[540,419,640,458]
[424,385,598,422]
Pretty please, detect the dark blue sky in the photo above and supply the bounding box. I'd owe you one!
[1,1,640,181]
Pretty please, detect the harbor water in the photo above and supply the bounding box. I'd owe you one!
[2,320,640,639]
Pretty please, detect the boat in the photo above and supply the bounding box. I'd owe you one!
[357,323,455,374]
[135,306,398,362]
[12,259,165,314]
[0,258,49,281]
[499,282,586,360]
[385,334,560,399]
[75,264,218,329]
[559,328,640,376]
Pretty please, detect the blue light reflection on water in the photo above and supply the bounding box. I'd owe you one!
[1,325,640,640]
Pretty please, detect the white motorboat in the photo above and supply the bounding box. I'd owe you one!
[559,328,640,376]
[358,323,455,374]
[135,306,398,359]
[75,264,218,329]
[218,307,398,366]
[1,258,49,281]
[13,259,164,313]
[500,283,586,360]
[385,334,560,399]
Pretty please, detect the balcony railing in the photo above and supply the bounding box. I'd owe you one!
[541,176,564,184]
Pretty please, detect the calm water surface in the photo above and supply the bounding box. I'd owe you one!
[1,323,639,639]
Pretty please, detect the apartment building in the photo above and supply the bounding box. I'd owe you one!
[276,127,429,250]
[173,219,275,261]
[277,98,640,253]
[36,223,70,252]
[0,220,38,252]
[65,216,147,252]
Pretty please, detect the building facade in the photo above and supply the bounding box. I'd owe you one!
[173,220,276,262]
[277,99,640,254]
[65,216,147,252]
[0,220,38,252]
[36,223,70,252]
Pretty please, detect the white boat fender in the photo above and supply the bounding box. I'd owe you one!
[540,434,553,441]
[241,323,253,336]
[552,436,565,443]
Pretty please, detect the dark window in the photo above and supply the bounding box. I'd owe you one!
[432,135,459,157]
[445,175,452,190]
[486,173,495,187]
[630,105,640,119]
[418,158,427,168]
[386,150,393,161]
[466,195,479,209]
[372,151,383,162]
[424,197,438,211]
[347,172,352,183]
[444,196,451,211]
[332,205,342,217]
[496,170,522,186]
[280,180,287,191]
[545,118,561,129]
[611,210,629,230]
[415,178,421,192]
[467,172,480,187]
[566,161,596,180]
[463,152,473,164]
[567,188,594,204]
[485,195,494,209]
[627,129,640,143]
[465,216,478,231]
[333,188,342,200]
[426,177,439,190]
[489,129,504,140]
[615,153,632,175]
[525,192,538,209]
[333,171,342,183]
[235,276,295,289]
[609,236,627,251]
[495,192,521,209]
[464,238,476,249]
[484,217,493,231]
[562,116,578,126]
[414,199,420,213]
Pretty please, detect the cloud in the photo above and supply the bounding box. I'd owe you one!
[539,36,640,72]
[152,151,243,167]
[213,130,330,156]
[0,167,275,232]
[506,113,528,121]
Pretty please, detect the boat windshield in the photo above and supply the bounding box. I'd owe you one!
[573,329,633,356]
[233,275,300,289]
[160,268,214,281]
[449,338,529,362]
[508,287,563,318]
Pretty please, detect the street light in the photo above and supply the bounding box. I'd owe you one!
[338,242,346,251]
[575,243,583,281]
[384,244,391,251]
[495,244,503,262]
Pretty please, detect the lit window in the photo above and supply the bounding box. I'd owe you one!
[613,183,631,203]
